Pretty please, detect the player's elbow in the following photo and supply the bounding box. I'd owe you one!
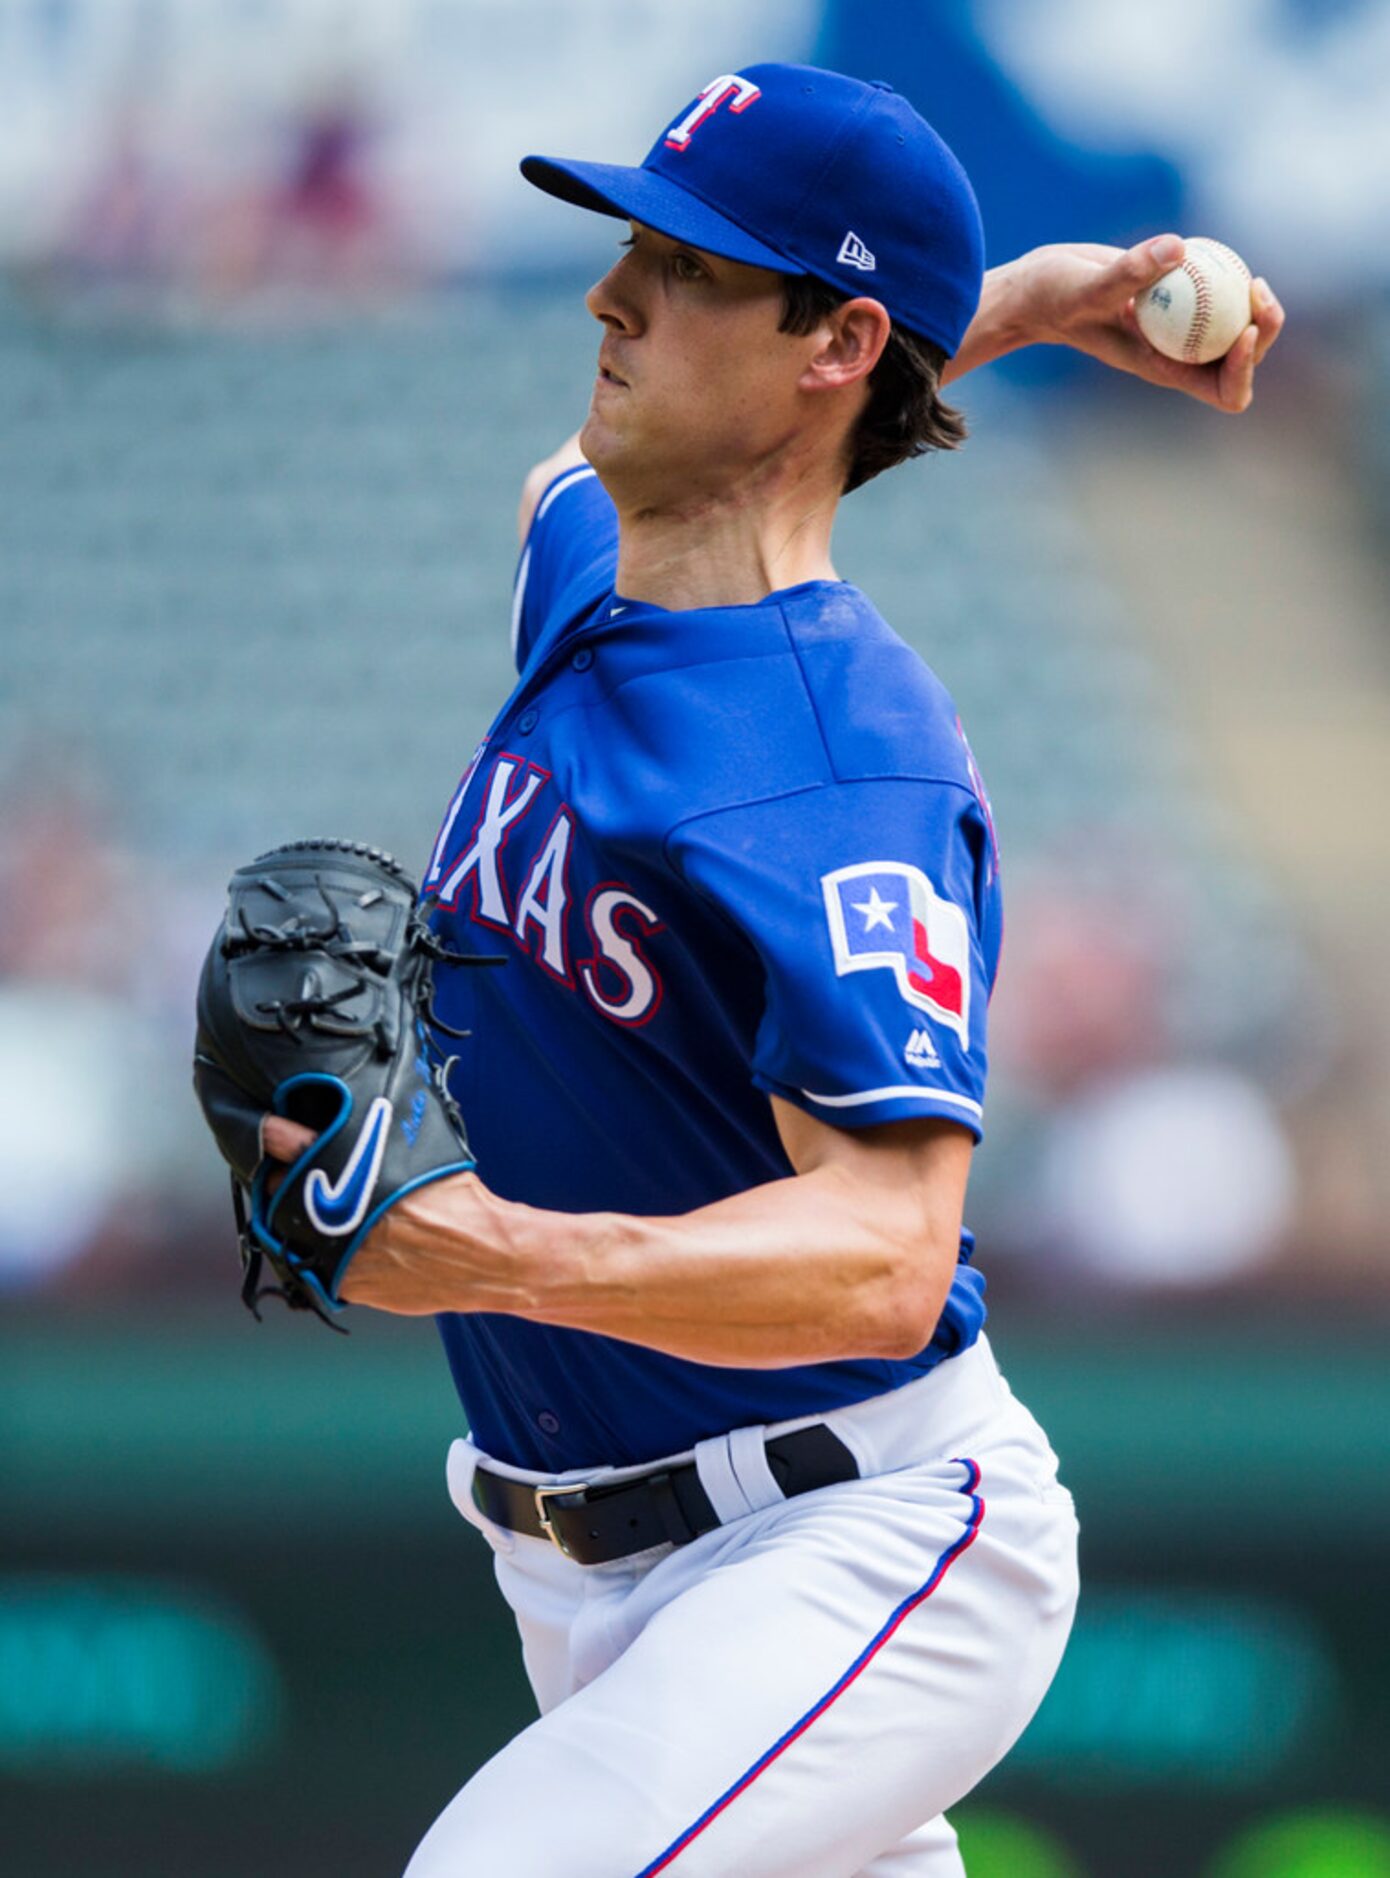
[877,1300,948,1361]
[873,1242,958,1360]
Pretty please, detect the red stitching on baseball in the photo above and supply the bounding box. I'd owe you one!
[1182,259,1212,363]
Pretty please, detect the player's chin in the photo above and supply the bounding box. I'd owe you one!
[578,408,628,474]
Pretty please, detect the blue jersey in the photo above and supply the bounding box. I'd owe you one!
[425,467,1002,1470]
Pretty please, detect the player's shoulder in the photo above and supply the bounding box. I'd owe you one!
[513,462,618,671]
[652,582,986,856]
[777,581,974,791]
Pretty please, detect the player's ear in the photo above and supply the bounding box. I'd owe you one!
[799,298,891,394]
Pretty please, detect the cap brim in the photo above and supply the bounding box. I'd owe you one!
[520,155,798,274]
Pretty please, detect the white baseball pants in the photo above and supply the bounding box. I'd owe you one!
[404,1337,1079,1877]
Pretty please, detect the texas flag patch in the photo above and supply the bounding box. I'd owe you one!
[821,862,971,1045]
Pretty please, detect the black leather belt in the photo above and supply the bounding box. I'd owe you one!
[472,1423,858,1566]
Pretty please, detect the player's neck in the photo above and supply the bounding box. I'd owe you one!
[610,471,842,612]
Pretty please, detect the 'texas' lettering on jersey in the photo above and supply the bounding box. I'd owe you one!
[425,754,665,1026]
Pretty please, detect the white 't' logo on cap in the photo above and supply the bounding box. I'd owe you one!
[664,75,763,150]
[837,231,876,271]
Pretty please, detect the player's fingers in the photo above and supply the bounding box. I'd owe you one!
[261,1114,319,1163]
[1087,233,1185,310]
[1117,294,1263,412]
[1115,299,1224,401]
[1215,324,1259,413]
[1250,277,1285,364]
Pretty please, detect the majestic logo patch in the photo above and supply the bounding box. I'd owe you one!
[904,1027,940,1070]
[303,1095,393,1236]
[822,862,970,1043]
[836,230,876,271]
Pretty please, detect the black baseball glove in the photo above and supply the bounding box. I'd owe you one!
[192,838,500,1327]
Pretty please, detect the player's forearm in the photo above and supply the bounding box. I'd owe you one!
[530,1166,957,1365]
[355,1165,957,1366]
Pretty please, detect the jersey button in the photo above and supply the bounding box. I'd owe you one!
[570,647,594,672]
[536,1410,561,1436]
[517,708,539,734]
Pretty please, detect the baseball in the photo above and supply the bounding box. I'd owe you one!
[1135,237,1253,365]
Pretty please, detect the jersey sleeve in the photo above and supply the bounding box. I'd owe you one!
[669,778,1001,1139]
[511,464,619,672]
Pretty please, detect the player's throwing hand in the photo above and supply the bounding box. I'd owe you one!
[950,235,1285,413]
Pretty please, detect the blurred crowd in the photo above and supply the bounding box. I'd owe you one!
[0,759,224,1295]
[47,80,410,313]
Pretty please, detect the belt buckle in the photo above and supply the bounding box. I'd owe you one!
[533,1481,586,1556]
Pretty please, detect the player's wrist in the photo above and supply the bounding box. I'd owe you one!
[944,257,1037,383]
[1003,245,1085,350]
[989,254,1043,349]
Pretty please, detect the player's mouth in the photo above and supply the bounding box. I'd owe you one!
[597,359,629,388]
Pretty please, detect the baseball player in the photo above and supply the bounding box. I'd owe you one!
[264,63,1282,1877]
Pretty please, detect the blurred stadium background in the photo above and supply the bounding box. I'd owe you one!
[2,2,1389,1873]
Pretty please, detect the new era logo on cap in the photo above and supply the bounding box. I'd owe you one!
[837,230,876,272]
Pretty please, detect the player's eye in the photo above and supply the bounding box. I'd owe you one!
[671,251,705,282]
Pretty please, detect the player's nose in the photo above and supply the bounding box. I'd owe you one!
[585,258,642,335]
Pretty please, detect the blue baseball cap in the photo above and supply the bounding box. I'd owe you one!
[521,62,985,356]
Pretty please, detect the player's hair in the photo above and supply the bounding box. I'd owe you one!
[778,275,968,493]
